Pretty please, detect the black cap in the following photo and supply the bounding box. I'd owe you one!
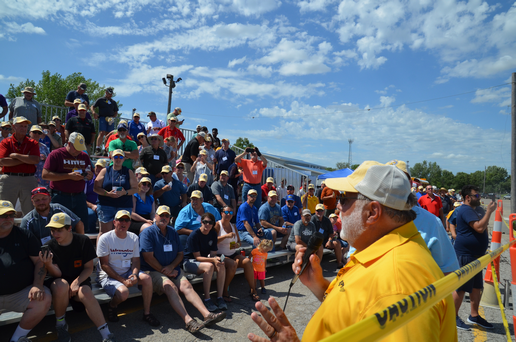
[79,83,87,90]
[106,87,114,94]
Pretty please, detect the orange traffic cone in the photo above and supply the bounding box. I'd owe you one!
[480,208,502,308]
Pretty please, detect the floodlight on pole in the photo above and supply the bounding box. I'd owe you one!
[163,74,182,115]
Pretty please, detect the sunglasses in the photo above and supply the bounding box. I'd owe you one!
[248,194,257,198]
[31,188,50,196]
[0,213,15,219]
[176,166,184,170]
[32,131,43,135]
[141,183,151,187]
[159,214,170,218]
[117,218,131,222]
[202,220,214,225]
[1,127,11,131]
[118,129,127,132]
[469,194,480,199]
[162,172,170,175]
[150,137,159,141]
[113,155,124,159]
[223,210,234,215]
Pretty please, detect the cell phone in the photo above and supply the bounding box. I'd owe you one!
[220,254,225,262]
[41,245,50,255]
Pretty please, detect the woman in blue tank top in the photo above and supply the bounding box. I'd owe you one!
[129,177,155,235]
[94,149,138,234]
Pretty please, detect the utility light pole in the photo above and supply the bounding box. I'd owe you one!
[162,74,182,115]
[348,139,354,167]
[511,72,516,213]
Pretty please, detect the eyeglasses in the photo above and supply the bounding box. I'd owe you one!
[223,210,234,215]
[469,193,480,199]
[150,137,158,141]
[202,220,214,225]
[141,183,151,187]
[159,214,170,218]
[113,155,124,159]
[0,213,15,219]
[176,167,184,170]
[1,127,11,131]
[117,218,131,222]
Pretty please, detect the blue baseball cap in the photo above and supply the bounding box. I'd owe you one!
[286,194,294,202]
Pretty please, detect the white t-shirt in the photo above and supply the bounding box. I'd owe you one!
[146,119,165,134]
[217,221,238,256]
[97,230,140,280]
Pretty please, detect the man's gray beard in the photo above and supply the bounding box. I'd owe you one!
[119,133,127,139]
[340,201,367,246]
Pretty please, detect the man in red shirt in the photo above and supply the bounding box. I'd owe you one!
[235,147,268,205]
[158,117,185,149]
[260,177,276,205]
[320,181,340,216]
[0,116,39,214]
[418,184,445,226]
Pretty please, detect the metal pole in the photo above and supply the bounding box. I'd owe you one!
[511,72,516,214]
[483,165,486,194]
[167,83,172,115]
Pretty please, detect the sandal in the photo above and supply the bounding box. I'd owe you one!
[143,313,161,327]
[185,318,204,333]
[204,312,226,326]
[107,306,119,322]
[250,292,260,301]
[223,295,233,303]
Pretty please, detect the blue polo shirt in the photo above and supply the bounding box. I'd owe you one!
[452,205,488,257]
[215,148,236,174]
[128,120,146,141]
[258,202,282,226]
[174,202,221,232]
[281,205,300,227]
[139,224,183,272]
[236,201,259,232]
[65,90,89,112]
[280,195,302,210]
[154,178,186,208]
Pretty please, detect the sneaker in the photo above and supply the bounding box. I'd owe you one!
[467,315,494,329]
[456,316,471,331]
[216,297,228,311]
[102,333,117,342]
[261,287,267,294]
[107,306,119,322]
[56,323,71,342]
[204,298,218,312]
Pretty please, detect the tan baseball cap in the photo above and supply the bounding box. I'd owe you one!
[162,165,173,173]
[46,213,72,229]
[268,190,277,197]
[112,149,125,157]
[191,190,203,199]
[13,116,31,125]
[248,189,258,196]
[135,167,150,175]
[315,203,324,211]
[0,201,15,215]
[30,125,43,133]
[156,205,171,216]
[266,177,274,183]
[199,173,208,182]
[115,210,131,220]
[69,132,87,151]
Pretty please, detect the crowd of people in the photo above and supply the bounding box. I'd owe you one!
[0,86,500,342]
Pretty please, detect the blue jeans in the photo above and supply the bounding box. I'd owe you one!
[52,192,88,231]
[239,229,275,252]
[97,204,132,223]
[242,183,262,207]
[86,207,98,234]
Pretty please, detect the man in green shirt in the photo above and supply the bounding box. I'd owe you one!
[108,122,138,170]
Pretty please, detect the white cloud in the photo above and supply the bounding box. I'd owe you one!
[471,86,511,108]
[297,0,332,13]
[228,56,247,68]
[238,101,509,172]
[3,22,45,36]
[229,0,281,16]
[0,74,24,84]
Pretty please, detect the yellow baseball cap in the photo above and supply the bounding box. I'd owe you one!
[95,159,109,168]
[266,177,274,183]
[308,184,315,190]
[115,210,131,220]
[248,189,258,196]
[0,201,16,215]
[220,170,229,176]
[135,167,150,175]
[30,125,43,133]
[46,213,72,229]
[199,174,208,182]
[162,165,173,173]
[315,203,325,211]
[156,205,171,216]
[13,116,31,125]
[191,190,203,199]
[112,149,125,157]
[69,132,87,151]
[268,190,277,197]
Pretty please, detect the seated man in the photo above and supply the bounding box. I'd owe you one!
[140,206,226,334]
[287,209,323,259]
[174,190,221,248]
[281,194,301,228]
[97,210,160,326]
[154,165,187,221]
[187,173,214,204]
[183,212,227,312]
[258,190,288,249]
[0,200,51,342]
[312,203,343,268]
[236,189,276,248]
[40,213,115,342]
[21,187,84,244]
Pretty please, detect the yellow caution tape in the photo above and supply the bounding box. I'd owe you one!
[489,261,511,341]
[320,239,516,342]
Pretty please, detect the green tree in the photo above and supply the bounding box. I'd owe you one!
[485,166,509,193]
[233,137,255,150]
[453,172,470,192]
[440,170,455,188]
[7,70,122,116]
[336,161,350,170]
[410,160,442,185]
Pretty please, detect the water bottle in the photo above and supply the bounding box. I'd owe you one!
[84,165,91,181]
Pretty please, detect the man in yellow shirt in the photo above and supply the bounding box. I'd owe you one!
[301,184,319,214]
[247,161,457,342]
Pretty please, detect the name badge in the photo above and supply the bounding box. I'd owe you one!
[122,259,131,268]
[318,228,325,234]
[196,215,202,222]
[164,244,173,252]
[294,212,298,216]
[252,170,258,175]
[107,100,111,104]
[224,194,229,200]
[153,155,160,160]
[41,236,51,245]
[222,157,227,161]
[32,103,37,107]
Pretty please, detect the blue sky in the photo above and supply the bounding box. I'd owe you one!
[1,0,515,174]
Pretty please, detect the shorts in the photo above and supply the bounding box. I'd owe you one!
[44,278,91,312]
[220,252,239,260]
[0,285,51,314]
[276,227,292,238]
[183,259,202,274]
[456,254,484,293]
[99,270,144,298]
[97,204,132,223]
[99,117,115,132]
[254,271,266,280]
[146,270,186,295]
